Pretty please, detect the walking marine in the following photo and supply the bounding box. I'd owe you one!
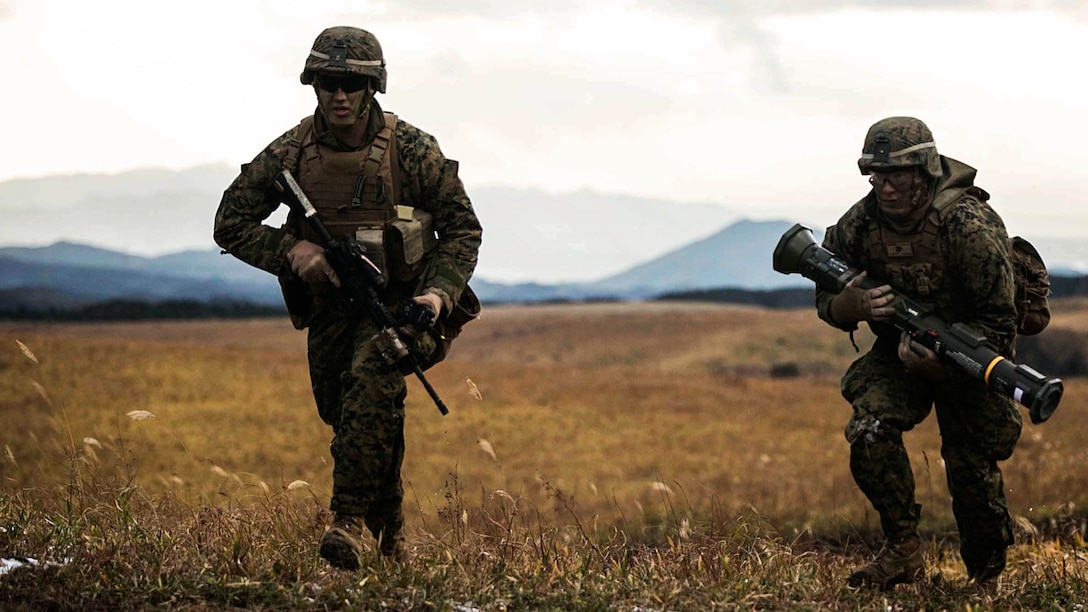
[214,26,482,570]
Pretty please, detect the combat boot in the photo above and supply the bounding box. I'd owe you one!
[973,575,1001,597]
[965,546,1006,587]
[378,530,408,565]
[847,533,925,590]
[320,514,365,570]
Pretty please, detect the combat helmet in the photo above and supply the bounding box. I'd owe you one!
[301,26,387,93]
[858,117,941,178]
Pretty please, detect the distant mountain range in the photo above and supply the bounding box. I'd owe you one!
[0,164,743,285]
[0,243,281,313]
[3,218,1086,317]
[3,165,1088,316]
[0,219,802,313]
[469,219,813,303]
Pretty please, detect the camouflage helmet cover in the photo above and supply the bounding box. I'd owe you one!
[301,26,387,93]
[858,116,941,178]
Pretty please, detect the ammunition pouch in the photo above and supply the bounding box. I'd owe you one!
[337,209,435,288]
[355,226,388,286]
[388,208,437,283]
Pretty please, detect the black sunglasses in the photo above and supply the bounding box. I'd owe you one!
[315,74,370,94]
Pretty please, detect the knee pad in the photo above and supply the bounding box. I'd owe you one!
[846,414,903,446]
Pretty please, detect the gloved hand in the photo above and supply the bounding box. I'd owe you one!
[829,272,896,325]
[286,240,340,287]
[898,331,947,380]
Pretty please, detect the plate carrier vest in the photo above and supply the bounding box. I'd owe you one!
[282,112,435,287]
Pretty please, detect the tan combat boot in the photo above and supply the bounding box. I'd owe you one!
[847,534,925,590]
[320,514,365,570]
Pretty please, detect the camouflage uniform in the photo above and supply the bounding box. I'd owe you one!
[816,118,1021,582]
[213,27,481,561]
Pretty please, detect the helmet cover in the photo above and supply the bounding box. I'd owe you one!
[858,116,941,178]
[301,26,387,93]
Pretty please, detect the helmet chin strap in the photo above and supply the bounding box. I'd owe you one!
[882,177,935,232]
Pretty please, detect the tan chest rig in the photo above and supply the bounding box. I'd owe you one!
[865,188,988,320]
[283,113,436,289]
[866,209,945,300]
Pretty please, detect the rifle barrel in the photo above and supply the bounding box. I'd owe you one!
[773,223,1062,424]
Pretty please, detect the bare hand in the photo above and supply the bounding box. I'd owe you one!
[413,292,443,318]
[831,272,897,324]
[399,292,444,339]
[286,240,341,287]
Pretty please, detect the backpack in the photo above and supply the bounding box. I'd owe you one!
[1008,235,1051,335]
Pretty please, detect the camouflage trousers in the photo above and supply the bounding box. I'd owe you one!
[842,342,1022,578]
[306,303,435,542]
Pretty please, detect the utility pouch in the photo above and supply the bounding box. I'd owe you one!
[388,207,437,282]
[355,226,388,286]
[278,275,313,330]
[446,284,482,331]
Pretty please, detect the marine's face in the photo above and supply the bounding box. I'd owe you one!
[314,74,372,128]
[869,167,923,220]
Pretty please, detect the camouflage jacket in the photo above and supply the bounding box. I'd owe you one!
[213,99,482,312]
[815,156,1018,354]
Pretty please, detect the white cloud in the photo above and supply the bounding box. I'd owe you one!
[1,0,1086,244]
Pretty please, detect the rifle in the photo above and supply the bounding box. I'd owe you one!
[275,170,449,416]
[773,223,1062,425]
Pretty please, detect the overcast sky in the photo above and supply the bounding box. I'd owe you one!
[2,0,1086,244]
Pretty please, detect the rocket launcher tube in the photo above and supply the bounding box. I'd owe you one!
[773,223,1062,424]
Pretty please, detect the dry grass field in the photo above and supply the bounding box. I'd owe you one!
[1,299,1087,610]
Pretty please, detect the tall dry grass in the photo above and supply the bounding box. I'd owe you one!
[1,302,1087,609]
